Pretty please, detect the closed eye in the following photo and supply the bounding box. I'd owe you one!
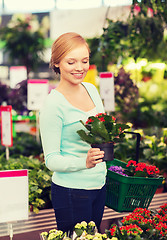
[83,60,89,64]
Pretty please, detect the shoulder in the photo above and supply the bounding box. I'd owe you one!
[43,89,66,107]
[82,82,99,94]
[40,89,64,118]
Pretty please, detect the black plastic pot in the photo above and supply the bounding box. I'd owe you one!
[91,142,114,161]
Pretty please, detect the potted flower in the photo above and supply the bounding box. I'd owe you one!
[73,221,97,238]
[77,113,130,161]
[106,203,167,240]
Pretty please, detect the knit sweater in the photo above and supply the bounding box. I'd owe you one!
[39,82,107,189]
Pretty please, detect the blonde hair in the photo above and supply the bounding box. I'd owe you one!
[50,32,90,73]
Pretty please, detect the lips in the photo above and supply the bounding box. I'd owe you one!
[72,73,84,79]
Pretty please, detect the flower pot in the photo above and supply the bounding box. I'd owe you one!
[91,142,114,161]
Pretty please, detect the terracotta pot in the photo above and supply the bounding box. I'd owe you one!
[91,142,114,161]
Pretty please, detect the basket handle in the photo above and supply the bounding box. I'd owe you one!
[124,131,141,163]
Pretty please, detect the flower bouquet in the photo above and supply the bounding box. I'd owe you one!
[105,159,164,212]
[106,203,167,240]
[77,113,130,161]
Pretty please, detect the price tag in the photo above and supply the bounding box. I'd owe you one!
[27,79,49,110]
[0,169,29,223]
[10,66,27,88]
[99,72,115,112]
[0,105,13,147]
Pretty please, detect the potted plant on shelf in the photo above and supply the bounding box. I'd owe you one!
[77,113,130,161]
[106,203,167,240]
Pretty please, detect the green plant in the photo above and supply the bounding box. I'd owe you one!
[100,20,129,68]
[114,137,140,162]
[0,14,46,77]
[77,113,130,145]
[0,132,43,157]
[127,15,164,61]
[99,2,165,68]
[0,154,52,213]
[142,130,167,173]
[114,67,139,123]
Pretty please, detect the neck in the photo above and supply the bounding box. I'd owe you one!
[57,81,83,94]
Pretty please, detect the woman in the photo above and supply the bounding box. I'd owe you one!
[40,32,107,234]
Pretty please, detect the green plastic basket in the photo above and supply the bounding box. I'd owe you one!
[105,159,164,212]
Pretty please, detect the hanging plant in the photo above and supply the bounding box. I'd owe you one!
[0,14,46,78]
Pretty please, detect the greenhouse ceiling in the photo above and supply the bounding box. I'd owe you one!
[0,0,132,13]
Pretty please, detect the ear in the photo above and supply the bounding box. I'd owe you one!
[54,63,59,68]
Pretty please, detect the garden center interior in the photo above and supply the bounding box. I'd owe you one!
[0,1,167,240]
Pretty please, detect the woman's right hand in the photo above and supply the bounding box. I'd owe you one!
[86,148,104,168]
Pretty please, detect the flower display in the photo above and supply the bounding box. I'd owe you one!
[40,221,117,240]
[106,203,167,240]
[77,113,130,145]
[40,205,167,240]
[108,160,161,178]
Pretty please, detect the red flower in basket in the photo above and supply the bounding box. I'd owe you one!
[125,160,160,178]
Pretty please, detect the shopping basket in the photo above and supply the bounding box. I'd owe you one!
[105,159,163,212]
[105,132,164,212]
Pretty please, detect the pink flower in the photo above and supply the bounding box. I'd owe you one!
[134,4,141,16]
[147,7,154,17]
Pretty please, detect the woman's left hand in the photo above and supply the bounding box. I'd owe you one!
[86,148,104,168]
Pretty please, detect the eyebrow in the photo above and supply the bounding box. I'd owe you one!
[67,57,89,60]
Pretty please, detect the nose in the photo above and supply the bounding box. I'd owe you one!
[75,62,83,71]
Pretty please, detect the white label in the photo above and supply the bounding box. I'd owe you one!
[0,170,29,223]
[27,80,49,110]
[100,75,115,112]
[1,110,12,146]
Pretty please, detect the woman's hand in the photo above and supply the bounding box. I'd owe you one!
[86,148,104,168]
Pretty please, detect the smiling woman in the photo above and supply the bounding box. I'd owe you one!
[40,32,107,235]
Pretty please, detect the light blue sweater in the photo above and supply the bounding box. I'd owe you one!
[39,82,107,189]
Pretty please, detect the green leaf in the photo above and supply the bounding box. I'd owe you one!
[77,130,93,144]
[90,119,110,142]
